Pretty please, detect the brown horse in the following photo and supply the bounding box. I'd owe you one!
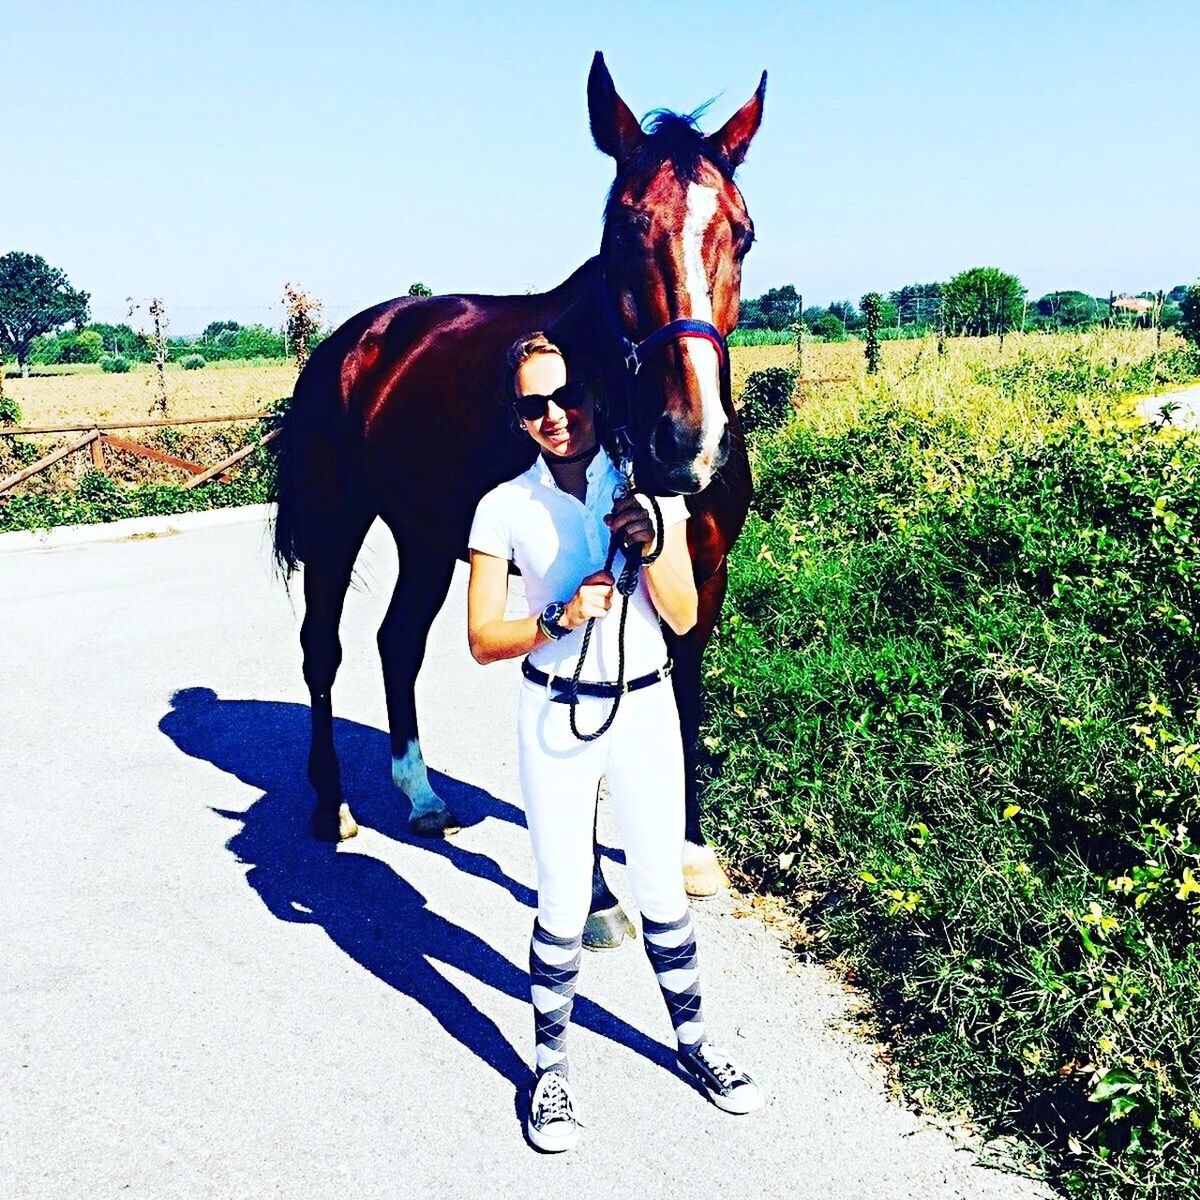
[270,52,764,943]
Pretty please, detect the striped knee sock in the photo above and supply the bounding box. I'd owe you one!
[642,911,706,1052]
[529,920,581,1078]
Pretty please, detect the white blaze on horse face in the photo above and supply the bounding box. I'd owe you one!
[392,738,444,817]
[680,182,726,483]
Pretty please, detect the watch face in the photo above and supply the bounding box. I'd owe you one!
[543,602,565,624]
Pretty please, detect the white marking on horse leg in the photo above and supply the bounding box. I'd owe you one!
[681,182,727,478]
[391,738,446,817]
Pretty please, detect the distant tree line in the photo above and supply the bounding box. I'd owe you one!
[739,270,1196,341]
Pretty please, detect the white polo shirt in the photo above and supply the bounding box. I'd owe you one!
[468,448,689,681]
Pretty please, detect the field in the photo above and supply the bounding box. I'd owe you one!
[5,330,1177,431]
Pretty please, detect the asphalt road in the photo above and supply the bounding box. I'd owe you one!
[0,509,1052,1200]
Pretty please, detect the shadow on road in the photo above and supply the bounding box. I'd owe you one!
[159,686,672,1090]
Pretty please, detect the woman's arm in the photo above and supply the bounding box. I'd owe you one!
[605,496,697,636]
[643,520,697,635]
[467,550,616,665]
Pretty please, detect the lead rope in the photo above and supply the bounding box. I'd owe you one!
[567,482,665,743]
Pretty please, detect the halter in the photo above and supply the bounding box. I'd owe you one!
[596,274,729,449]
[618,319,728,376]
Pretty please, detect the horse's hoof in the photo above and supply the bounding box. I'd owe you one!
[583,904,636,951]
[409,808,462,838]
[312,803,358,843]
[683,843,728,898]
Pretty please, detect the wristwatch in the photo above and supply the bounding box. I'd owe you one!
[537,601,570,641]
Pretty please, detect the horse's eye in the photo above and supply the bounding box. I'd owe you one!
[734,225,756,258]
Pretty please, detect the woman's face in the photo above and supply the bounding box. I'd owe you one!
[515,351,596,459]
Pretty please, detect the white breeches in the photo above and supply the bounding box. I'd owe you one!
[517,677,688,938]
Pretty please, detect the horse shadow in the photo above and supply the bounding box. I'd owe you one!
[158,687,669,1092]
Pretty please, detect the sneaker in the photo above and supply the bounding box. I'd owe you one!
[527,1070,580,1152]
[679,1043,764,1114]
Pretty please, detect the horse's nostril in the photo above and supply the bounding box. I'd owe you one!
[652,415,681,463]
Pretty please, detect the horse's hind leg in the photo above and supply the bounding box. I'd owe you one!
[378,529,459,836]
[301,513,374,842]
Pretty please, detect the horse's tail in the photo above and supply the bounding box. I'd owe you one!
[267,383,303,578]
[270,396,302,578]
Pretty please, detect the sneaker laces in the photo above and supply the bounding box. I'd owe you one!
[694,1044,742,1089]
[535,1073,576,1126]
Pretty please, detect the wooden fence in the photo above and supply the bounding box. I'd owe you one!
[0,412,277,498]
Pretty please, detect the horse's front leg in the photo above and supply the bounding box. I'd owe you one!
[668,562,731,897]
[378,534,460,836]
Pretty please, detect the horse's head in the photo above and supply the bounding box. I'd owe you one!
[588,52,765,494]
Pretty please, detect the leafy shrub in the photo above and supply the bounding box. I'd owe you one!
[99,354,131,374]
[181,354,206,370]
[705,356,1200,1199]
[738,366,797,438]
[155,427,183,454]
[10,438,39,466]
[0,395,21,425]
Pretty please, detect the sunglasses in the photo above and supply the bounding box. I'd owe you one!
[513,379,589,422]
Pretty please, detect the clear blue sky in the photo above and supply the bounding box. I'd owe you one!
[5,0,1197,333]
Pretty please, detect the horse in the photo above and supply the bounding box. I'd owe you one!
[270,52,764,947]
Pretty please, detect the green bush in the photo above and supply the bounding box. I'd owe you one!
[704,391,1200,1198]
[0,395,21,425]
[99,354,131,374]
[181,353,206,370]
[0,446,274,533]
[10,438,39,466]
[738,366,797,437]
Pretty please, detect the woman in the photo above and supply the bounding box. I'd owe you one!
[467,333,762,1152]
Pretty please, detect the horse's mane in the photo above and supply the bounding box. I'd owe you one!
[605,105,732,215]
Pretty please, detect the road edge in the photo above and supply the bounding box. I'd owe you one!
[0,503,275,554]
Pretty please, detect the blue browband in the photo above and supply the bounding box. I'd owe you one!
[619,318,728,376]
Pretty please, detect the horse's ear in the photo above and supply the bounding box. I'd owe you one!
[706,71,767,169]
[588,51,642,163]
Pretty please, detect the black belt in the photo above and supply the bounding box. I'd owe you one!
[521,657,673,703]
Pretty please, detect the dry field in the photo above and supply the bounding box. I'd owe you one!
[5,342,898,430]
[4,361,298,429]
[2,328,1173,433]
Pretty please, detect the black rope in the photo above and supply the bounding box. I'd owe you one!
[567,490,665,742]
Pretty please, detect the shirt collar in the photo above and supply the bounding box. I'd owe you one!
[528,446,616,495]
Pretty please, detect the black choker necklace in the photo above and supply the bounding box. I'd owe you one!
[543,442,600,467]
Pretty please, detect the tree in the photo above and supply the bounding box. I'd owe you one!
[758,285,801,331]
[407,281,433,297]
[203,319,241,341]
[1181,286,1200,346]
[941,267,1026,338]
[1032,290,1102,330]
[812,312,846,341]
[888,282,942,329]
[0,252,90,376]
[827,299,860,331]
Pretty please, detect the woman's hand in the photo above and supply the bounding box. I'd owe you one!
[603,493,657,557]
[564,570,614,628]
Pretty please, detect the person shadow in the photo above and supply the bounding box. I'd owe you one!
[159,686,673,1096]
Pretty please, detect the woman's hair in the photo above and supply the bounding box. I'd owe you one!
[506,332,564,386]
